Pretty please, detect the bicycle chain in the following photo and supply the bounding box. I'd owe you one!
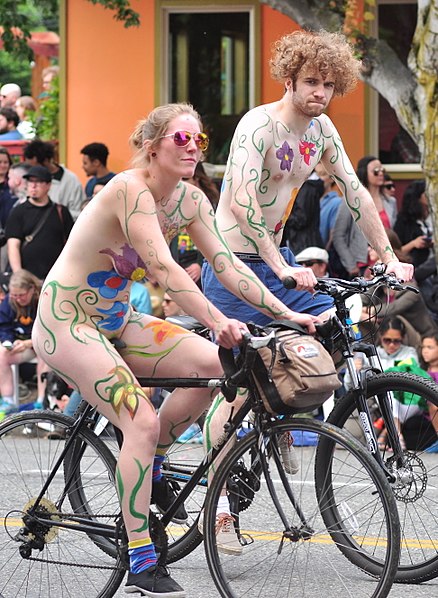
[20,511,126,571]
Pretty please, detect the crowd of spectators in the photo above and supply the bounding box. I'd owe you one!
[0,74,436,452]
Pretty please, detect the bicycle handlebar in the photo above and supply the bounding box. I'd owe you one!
[282,263,417,297]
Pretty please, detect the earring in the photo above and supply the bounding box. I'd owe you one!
[151,152,157,158]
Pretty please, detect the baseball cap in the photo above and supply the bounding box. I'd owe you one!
[295,246,329,264]
[23,165,52,183]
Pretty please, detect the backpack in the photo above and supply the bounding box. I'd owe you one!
[251,321,341,415]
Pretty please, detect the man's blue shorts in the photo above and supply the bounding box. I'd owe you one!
[201,247,333,326]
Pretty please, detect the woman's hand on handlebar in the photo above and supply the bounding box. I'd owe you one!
[280,266,317,292]
[214,318,249,349]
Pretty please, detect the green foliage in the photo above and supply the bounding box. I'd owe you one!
[35,75,59,140]
[0,0,139,60]
[87,0,140,28]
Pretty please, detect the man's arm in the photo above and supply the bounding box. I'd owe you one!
[319,116,413,281]
[7,238,22,272]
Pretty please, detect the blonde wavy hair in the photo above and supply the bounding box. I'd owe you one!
[8,269,41,319]
[129,103,204,168]
[269,29,361,97]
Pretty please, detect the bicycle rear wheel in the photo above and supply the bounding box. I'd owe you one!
[324,372,438,583]
[0,411,126,598]
[204,418,400,598]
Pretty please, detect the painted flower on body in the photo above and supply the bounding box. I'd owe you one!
[276,141,294,172]
[96,301,129,331]
[299,140,316,165]
[109,365,149,418]
[100,244,147,283]
[87,269,127,299]
[144,320,188,345]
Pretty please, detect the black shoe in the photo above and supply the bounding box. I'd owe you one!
[125,565,186,596]
[151,477,188,524]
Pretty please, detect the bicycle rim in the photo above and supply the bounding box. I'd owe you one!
[204,419,400,598]
[325,372,438,583]
[0,411,126,598]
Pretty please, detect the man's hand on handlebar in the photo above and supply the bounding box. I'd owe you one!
[282,312,322,335]
[383,260,414,282]
[280,266,317,292]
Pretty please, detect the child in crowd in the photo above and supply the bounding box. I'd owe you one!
[420,333,438,452]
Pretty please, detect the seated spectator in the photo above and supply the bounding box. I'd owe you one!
[0,269,48,414]
[14,95,37,140]
[393,180,433,268]
[0,83,21,109]
[24,140,85,220]
[345,317,426,450]
[295,246,329,278]
[80,142,116,199]
[0,108,23,141]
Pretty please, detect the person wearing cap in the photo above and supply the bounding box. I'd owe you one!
[295,246,329,278]
[0,83,21,109]
[5,165,74,281]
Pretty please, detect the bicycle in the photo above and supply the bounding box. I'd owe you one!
[158,265,438,584]
[0,326,400,598]
[305,265,438,583]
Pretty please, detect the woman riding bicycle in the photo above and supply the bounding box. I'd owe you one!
[32,102,317,597]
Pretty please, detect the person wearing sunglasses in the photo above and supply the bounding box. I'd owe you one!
[32,102,319,597]
[356,155,398,229]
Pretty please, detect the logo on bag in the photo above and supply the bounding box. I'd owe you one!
[293,343,319,358]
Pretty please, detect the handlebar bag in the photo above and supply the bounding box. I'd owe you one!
[252,321,341,415]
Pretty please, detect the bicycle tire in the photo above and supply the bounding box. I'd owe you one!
[204,418,400,598]
[0,410,126,598]
[323,371,438,583]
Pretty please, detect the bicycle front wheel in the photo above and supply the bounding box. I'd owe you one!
[325,372,438,583]
[0,411,126,598]
[204,418,400,598]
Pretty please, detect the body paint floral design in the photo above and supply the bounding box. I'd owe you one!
[274,188,300,234]
[109,365,150,419]
[96,301,129,330]
[100,244,147,283]
[87,269,127,299]
[299,140,316,165]
[276,141,294,172]
[144,320,188,344]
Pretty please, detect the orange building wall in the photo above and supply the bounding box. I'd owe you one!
[64,2,366,184]
[260,5,366,168]
[65,1,155,183]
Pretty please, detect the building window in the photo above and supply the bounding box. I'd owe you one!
[377,1,420,165]
[161,7,254,165]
